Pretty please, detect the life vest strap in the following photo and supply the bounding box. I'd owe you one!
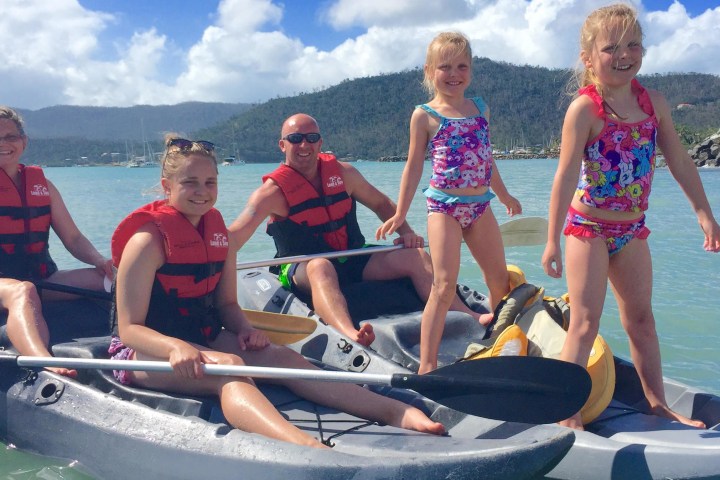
[0,205,51,220]
[288,191,350,216]
[158,260,225,283]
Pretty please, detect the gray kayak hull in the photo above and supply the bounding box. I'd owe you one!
[0,300,573,480]
[237,267,720,480]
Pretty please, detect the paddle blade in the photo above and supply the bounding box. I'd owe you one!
[243,309,317,345]
[392,356,591,423]
[499,217,548,247]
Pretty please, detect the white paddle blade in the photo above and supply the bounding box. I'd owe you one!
[499,217,548,247]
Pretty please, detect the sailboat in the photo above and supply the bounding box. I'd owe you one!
[126,120,159,168]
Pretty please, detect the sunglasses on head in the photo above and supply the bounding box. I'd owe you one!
[282,132,321,144]
[167,138,215,152]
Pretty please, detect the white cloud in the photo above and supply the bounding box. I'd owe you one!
[0,0,718,109]
[642,2,720,74]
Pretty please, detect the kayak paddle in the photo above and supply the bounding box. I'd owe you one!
[236,217,549,269]
[5,354,590,424]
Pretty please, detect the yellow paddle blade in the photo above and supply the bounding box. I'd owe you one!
[244,309,317,345]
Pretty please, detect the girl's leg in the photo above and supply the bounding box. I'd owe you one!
[417,213,463,374]
[462,207,508,323]
[608,239,705,428]
[294,259,374,346]
[363,245,487,320]
[226,339,445,435]
[131,336,327,448]
[561,234,609,429]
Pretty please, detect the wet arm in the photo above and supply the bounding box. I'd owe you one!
[47,181,111,273]
[653,91,720,250]
[228,182,285,253]
[542,98,594,276]
[374,109,428,239]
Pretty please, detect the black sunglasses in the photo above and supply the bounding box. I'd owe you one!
[282,132,321,144]
[167,138,215,152]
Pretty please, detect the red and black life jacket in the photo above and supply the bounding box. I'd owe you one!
[0,165,57,280]
[263,153,365,258]
[110,200,229,346]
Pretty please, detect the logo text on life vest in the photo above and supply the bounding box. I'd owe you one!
[211,233,229,248]
[31,184,50,196]
[326,175,343,188]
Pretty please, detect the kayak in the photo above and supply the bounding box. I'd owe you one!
[237,267,720,480]
[0,298,575,480]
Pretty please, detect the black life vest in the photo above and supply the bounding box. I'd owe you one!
[110,200,229,346]
[262,153,365,258]
[0,165,57,280]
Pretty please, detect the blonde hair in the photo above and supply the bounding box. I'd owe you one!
[0,106,26,137]
[161,133,217,179]
[573,3,644,96]
[422,32,473,97]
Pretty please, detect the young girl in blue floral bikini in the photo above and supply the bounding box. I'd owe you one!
[377,32,522,374]
[542,4,720,430]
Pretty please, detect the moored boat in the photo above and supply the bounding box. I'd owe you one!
[0,298,575,480]
[237,267,720,480]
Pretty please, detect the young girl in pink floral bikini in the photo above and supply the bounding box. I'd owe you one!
[377,32,522,374]
[542,4,720,430]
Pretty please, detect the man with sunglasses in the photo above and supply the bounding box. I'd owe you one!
[229,113,480,347]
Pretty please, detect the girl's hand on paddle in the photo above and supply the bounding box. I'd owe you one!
[376,214,405,240]
[395,232,425,249]
[168,343,208,379]
[542,243,563,278]
[699,216,720,252]
[237,328,270,351]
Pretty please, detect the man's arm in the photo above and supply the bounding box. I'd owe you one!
[228,181,288,252]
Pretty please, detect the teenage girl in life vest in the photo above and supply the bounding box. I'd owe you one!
[542,4,720,430]
[110,135,445,447]
[0,106,113,378]
[376,32,522,374]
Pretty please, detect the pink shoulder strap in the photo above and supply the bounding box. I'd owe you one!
[578,84,606,116]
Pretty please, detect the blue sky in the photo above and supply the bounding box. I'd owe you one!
[2,0,719,109]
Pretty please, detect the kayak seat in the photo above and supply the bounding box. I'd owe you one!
[369,312,488,372]
[52,337,220,420]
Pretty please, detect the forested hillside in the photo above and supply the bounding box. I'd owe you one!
[15,58,720,165]
[199,59,720,162]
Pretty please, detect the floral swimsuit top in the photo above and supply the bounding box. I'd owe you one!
[419,97,493,190]
[576,79,658,213]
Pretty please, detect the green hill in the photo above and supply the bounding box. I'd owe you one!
[14,59,720,165]
[199,58,720,162]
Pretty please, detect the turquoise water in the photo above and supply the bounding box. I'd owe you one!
[3,159,719,477]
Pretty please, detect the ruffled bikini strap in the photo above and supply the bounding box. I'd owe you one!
[417,103,444,120]
[578,84,606,116]
[632,79,655,117]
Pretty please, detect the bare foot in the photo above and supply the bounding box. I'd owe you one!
[651,405,706,429]
[396,407,446,435]
[46,367,78,378]
[478,312,494,327]
[558,412,584,431]
[354,323,375,346]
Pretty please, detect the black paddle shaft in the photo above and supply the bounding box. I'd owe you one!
[390,356,592,424]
